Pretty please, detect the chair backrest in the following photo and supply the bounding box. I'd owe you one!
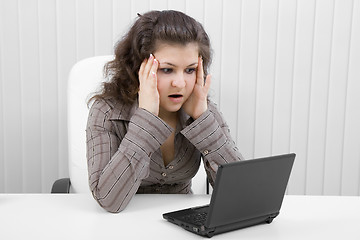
[67,55,114,193]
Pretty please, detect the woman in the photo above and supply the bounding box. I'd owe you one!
[86,10,244,213]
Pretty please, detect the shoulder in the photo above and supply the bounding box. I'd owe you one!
[89,97,138,121]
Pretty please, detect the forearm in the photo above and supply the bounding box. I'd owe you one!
[87,106,172,213]
[89,142,150,213]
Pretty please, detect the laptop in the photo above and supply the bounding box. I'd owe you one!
[163,153,296,237]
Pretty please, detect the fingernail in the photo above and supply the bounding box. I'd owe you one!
[150,53,154,59]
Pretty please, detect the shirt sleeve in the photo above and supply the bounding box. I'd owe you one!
[180,101,244,186]
[86,100,172,213]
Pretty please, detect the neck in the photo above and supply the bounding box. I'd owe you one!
[159,108,178,128]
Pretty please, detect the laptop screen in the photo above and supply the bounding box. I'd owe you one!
[205,153,295,228]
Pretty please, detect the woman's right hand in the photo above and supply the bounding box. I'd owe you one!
[138,54,159,116]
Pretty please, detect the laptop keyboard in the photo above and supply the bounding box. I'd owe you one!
[182,211,208,225]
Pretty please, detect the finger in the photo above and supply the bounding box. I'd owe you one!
[143,54,155,78]
[150,58,159,76]
[196,56,204,86]
[138,59,147,80]
[149,58,159,87]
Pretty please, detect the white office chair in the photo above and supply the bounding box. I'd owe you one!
[51,55,114,193]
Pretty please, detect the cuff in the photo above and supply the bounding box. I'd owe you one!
[180,108,227,157]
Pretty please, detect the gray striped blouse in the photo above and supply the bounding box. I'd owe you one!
[86,98,244,213]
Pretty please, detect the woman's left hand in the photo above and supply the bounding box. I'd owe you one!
[183,56,211,119]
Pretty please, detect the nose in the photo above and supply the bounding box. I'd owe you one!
[171,73,186,88]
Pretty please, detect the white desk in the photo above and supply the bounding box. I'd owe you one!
[0,194,359,239]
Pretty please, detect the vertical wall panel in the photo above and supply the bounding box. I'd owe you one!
[1,0,24,192]
[76,0,95,60]
[323,0,354,195]
[272,0,297,157]
[94,0,113,56]
[219,0,242,142]
[341,0,360,196]
[0,0,5,192]
[237,0,261,159]
[204,0,223,105]
[56,0,76,178]
[302,0,330,195]
[168,0,186,12]
[112,0,132,45]
[305,0,334,195]
[254,0,279,158]
[38,0,59,192]
[150,0,168,10]
[18,0,42,192]
[304,0,325,195]
[131,0,150,17]
[185,0,204,23]
[288,0,316,195]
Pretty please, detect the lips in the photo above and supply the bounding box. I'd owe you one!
[168,94,184,103]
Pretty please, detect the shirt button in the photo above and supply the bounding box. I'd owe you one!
[203,150,209,155]
[161,172,167,177]
[168,165,174,170]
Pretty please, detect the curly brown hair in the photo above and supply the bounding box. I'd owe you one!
[90,10,212,104]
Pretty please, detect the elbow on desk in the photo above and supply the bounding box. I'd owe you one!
[104,206,126,214]
[91,190,128,213]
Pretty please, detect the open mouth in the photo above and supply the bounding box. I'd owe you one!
[168,94,183,98]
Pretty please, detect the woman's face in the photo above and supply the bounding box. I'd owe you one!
[153,42,199,115]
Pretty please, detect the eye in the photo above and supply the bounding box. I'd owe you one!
[185,68,196,74]
[159,68,173,74]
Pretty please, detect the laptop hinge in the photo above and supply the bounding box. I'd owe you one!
[266,212,279,223]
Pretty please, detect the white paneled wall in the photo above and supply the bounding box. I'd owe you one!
[0,0,359,195]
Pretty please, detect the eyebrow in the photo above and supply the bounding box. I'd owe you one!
[160,62,198,67]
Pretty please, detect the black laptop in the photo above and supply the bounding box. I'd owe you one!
[163,153,296,237]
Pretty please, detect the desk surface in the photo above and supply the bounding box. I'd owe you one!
[0,194,359,239]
